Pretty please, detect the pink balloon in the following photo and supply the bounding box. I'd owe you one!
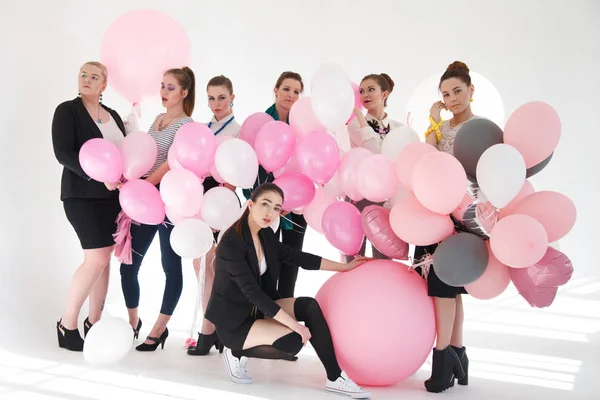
[490,214,548,268]
[412,152,467,215]
[344,82,363,124]
[165,205,188,225]
[239,112,274,148]
[498,180,535,219]
[465,243,510,300]
[79,138,123,183]
[316,260,435,386]
[167,147,183,170]
[254,121,296,172]
[119,179,165,225]
[273,155,300,178]
[303,187,338,234]
[389,195,455,246]
[172,123,217,178]
[361,206,409,260]
[209,135,234,183]
[289,97,327,137]
[295,131,341,185]
[322,202,364,255]
[396,142,438,192]
[273,172,316,210]
[339,147,372,201]
[507,191,576,242]
[100,10,191,104]
[160,169,204,217]
[119,131,158,180]
[356,155,398,202]
[503,101,562,168]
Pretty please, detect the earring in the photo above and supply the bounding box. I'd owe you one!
[99,93,103,103]
[230,102,234,107]
[78,92,81,98]
[469,97,473,103]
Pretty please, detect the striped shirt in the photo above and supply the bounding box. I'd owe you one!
[144,113,193,177]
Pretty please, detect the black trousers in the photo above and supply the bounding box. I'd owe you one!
[278,213,307,298]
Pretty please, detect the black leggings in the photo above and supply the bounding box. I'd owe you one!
[232,297,342,381]
[278,213,307,297]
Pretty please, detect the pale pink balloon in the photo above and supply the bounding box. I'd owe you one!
[303,187,338,233]
[490,214,548,268]
[209,135,234,183]
[396,142,438,192]
[273,172,316,210]
[339,147,372,201]
[356,155,398,202]
[465,243,511,300]
[322,202,364,255]
[165,205,188,225]
[289,97,327,137]
[172,122,217,178]
[119,131,158,180]
[451,193,474,221]
[79,138,124,183]
[167,147,183,170]
[240,112,274,148]
[295,131,341,185]
[389,195,455,246]
[498,180,535,219]
[507,191,576,242]
[119,179,165,225]
[254,121,296,172]
[324,171,344,198]
[100,9,191,104]
[344,82,363,124]
[160,169,204,217]
[412,152,467,215]
[273,155,300,178]
[503,101,562,168]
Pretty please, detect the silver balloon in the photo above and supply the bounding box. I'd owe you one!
[454,183,499,239]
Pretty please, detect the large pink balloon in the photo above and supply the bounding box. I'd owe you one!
[503,101,561,168]
[295,131,341,185]
[160,169,204,217]
[490,214,548,268]
[254,121,296,172]
[167,147,183,170]
[119,131,157,180]
[412,152,467,215]
[239,112,274,148]
[289,97,327,137]
[273,155,300,178]
[79,138,123,183]
[339,147,372,201]
[322,202,364,255]
[361,206,409,260]
[389,195,455,246]
[356,155,398,202]
[396,142,438,192]
[100,10,191,104]
[465,243,510,300]
[273,172,316,210]
[316,260,435,386]
[172,122,217,178]
[119,179,165,225]
[498,180,535,219]
[507,191,576,242]
[303,187,338,234]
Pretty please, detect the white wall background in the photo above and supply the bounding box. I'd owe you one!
[0,0,599,388]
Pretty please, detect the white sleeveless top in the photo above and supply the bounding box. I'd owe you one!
[259,257,267,276]
[96,117,124,147]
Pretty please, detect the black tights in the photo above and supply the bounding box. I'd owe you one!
[232,297,342,381]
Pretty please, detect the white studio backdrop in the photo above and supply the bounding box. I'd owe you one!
[0,0,598,356]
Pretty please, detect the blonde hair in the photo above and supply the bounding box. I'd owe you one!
[81,61,108,83]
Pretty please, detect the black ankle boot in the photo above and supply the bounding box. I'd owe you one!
[187,331,220,356]
[425,346,465,393]
[451,345,469,385]
[83,317,93,338]
[57,320,84,352]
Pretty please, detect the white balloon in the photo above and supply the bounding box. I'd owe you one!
[170,219,214,258]
[201,187,242,230]
[380,126,420,160]
[476,144,526,208]
[83,317,133,366]
[311,64,354,130]
[324,170,344,198]
[311,63,351,91]
[215,139,259,188]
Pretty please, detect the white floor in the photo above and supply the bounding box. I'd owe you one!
[1,226,598,400]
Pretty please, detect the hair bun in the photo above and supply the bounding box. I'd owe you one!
[446,61,469,74]
[380,73,395,93]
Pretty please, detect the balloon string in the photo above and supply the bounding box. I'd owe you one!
[281,214,306,230]
[408,254,433,280]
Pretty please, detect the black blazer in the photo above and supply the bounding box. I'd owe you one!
[205,218,322,331]
[51,97,126,200]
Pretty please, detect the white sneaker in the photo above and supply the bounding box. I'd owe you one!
[325,371,371,398]
[221,347,253,384]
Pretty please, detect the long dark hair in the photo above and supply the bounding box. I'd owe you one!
[165,66,196,116]
[231,183,285,236]
[361,73,395,107]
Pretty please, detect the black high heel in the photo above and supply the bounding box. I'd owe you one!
[452,346,469,385]
[133,319,142,340]
[57,319,84,352]
[217,340,224,354]
[83,317,93,338]
[187,331,220,356]
[135,327,169,352]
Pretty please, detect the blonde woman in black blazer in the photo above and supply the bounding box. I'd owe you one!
[51,61,125,352]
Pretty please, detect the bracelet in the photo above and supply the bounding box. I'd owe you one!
[424,117,443,140]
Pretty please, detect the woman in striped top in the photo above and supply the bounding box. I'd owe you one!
[120,66,196,352]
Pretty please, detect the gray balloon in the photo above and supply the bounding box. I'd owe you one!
[526,152,553,178]
[453,119,504,181]
[433,232,489,287]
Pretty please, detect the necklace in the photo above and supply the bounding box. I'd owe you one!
[83,99,103,123]
[208,116,235,136]
[158,112,186,131]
